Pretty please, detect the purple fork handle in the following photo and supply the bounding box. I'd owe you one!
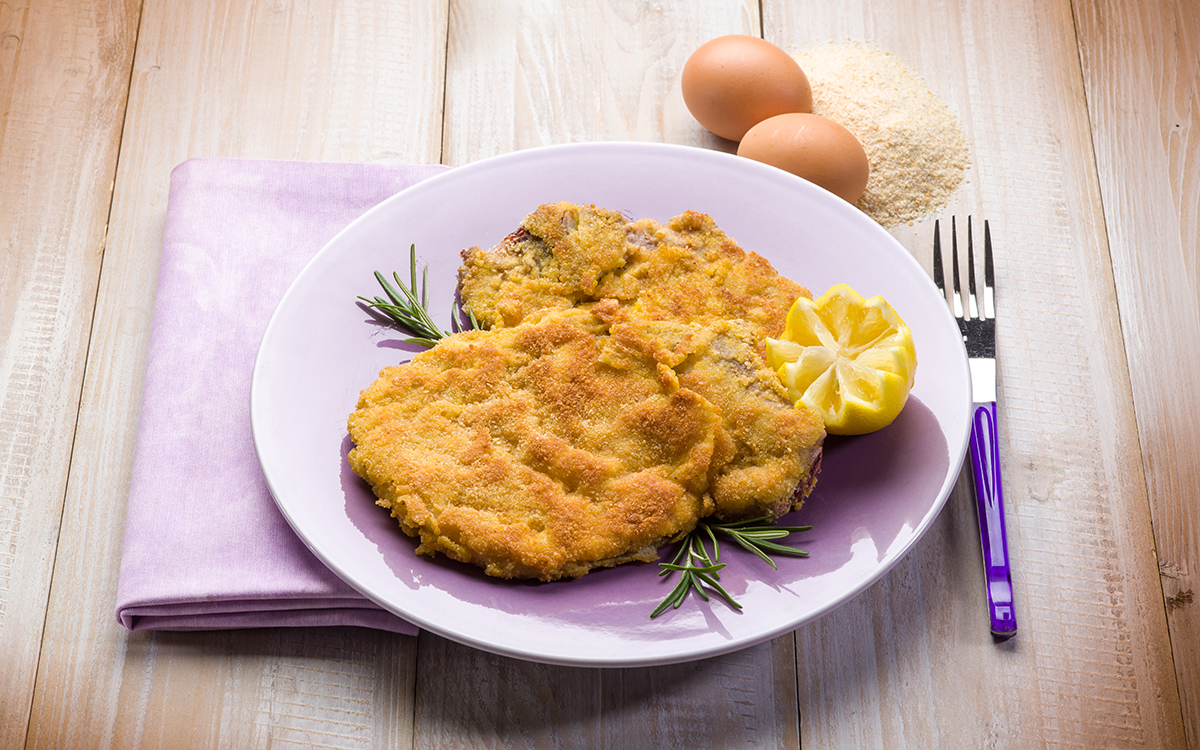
[970,401,1018,639]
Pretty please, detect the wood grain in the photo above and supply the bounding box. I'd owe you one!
[4,0,1196,746]
[0,1,138,747]
[415,634,606,750]
[1072,0,1200,745]
[412,634,799,750]
[25,1,446,748]
[600,636,799,748]
[766,0,1185,746]
[440,0,755,166]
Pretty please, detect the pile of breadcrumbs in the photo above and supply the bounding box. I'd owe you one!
[792,42,970,227]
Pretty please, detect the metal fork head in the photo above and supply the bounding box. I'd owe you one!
[933,217,996,357]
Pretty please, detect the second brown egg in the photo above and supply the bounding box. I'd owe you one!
[737,113,870,204]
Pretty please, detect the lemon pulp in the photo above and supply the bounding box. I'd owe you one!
[765,284,916,435]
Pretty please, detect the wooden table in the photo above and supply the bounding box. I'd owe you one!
[3,1,1197,747]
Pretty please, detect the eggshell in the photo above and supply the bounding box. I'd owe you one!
[737,113,870,203]
[681,35,812,141]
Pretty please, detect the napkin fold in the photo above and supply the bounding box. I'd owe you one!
[116,158,448,634]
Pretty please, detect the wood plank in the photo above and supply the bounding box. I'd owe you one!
[413,634,800,750]
[25,1,448,748]
[1072,0,1200,745]
[415,634,605,749]
[764,0,1185,746]
[420,2,800,749]
[439,0,753,166]
[600,636,800,748]
[0,1,139,747]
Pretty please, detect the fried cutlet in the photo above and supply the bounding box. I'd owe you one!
[347,305,729,581]
[457,201,810,342]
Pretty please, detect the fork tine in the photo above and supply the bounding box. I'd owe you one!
[933,219,946,297]
[967,216,979,320]
[983,219,995,319]
[951,217,964,319]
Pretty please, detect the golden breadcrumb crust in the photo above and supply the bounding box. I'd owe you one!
[457,201,810,345]
[348,306,726,581]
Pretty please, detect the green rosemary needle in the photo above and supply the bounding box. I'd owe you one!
[651,516,812,618]
[358,243,478,346]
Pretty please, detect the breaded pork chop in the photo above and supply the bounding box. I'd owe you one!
[457,202,810,343]
[347,306,728,581]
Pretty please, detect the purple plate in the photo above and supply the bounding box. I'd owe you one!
[251,142,972,667]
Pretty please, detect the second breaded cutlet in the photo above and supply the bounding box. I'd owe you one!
[457,201,810,344]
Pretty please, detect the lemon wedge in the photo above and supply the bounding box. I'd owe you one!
[766,284,916,435]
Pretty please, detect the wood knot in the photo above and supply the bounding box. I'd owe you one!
[1166,589,1194,613]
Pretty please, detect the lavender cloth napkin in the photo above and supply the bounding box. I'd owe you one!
[115,158,449,634]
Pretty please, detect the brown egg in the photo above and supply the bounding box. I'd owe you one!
[737,113,870,203]
[681,35,812,142]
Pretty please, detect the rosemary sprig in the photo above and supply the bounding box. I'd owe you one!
[651,516,812,618]
[710,516,815,568]
[450,303,481,335]
[358,243,478,347]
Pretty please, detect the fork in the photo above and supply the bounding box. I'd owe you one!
[934,217,1018,640]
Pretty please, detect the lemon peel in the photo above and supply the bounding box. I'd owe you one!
[766,284,916,435]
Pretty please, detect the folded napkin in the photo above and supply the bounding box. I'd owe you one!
[116,158,449,634]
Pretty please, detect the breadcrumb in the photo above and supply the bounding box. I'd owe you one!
[792,42,970,227]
